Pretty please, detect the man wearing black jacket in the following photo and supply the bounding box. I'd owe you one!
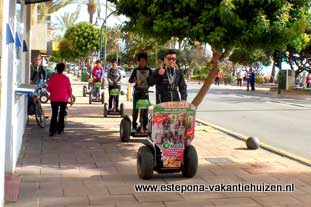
[31,57,46,85]
[148,49,187,104]
[129,52,152,131]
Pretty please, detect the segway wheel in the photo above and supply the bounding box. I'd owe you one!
[137,146,154,180]
[120,118,131,142]
[101,92,105,104]
[104,103,108,117]
[89,93,92,104]
[182,145,198,178]
[120,103,124,117]
[83,86,87,97]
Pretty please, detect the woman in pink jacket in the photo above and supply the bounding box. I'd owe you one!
[48,63,73,136]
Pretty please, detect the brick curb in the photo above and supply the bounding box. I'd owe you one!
[196,119,311,167]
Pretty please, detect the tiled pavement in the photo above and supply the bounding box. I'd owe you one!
[5,75,311,207]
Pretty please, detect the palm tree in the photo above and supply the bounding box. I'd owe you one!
[37,0,74,22]
[87,0,96,24]
[54,5,81,33]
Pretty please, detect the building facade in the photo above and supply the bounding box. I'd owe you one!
[0,0,33,206]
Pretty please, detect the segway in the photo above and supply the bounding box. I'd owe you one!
[103,88,124,117]
[88,81,104,104]
[136,102,198,180]
[82,78,92,97]
[120,98,151,142]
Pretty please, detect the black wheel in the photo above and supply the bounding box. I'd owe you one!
[182,145,198,178]
[137,146,154,180]
[83,86,87,97]
[120,103,124,117]
[104,103,108,117]
[35,102,46,128]
[39,93,49,103]
[120,118,131,142]
[101,92,105,104]
[89,92,92,104]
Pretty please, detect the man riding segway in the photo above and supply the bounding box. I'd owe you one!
[119,52,153,141]
[136,49,198,180]
[103,61,124,117]
[88,60,105,104]
[129,52,153,132]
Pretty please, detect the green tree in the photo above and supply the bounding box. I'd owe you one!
[122,32,160,66]
[110,0,310,106]
[58,38,79,61]
[64,22,101,59]
[229,48,270,75]
[286,44,311,77]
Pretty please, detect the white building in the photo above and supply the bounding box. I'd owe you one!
[0,0,50,206]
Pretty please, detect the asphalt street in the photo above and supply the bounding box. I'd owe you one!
[187,83,311,160]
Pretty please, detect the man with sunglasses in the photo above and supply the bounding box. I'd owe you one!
[148,49,187,104]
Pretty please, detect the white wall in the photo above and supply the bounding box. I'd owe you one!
[0,0,10,206]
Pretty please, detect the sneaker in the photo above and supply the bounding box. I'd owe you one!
[132,125,137,131]
[57,130,64,134]
[136,126,142,133]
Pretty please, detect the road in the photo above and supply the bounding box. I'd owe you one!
[187,83,311,160]
[121,76,310,159]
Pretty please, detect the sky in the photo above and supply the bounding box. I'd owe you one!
[51,1,127,35]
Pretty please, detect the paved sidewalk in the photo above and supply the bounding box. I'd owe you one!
[5,75,311,207]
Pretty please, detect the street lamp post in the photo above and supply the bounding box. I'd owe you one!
[98,10,116,64]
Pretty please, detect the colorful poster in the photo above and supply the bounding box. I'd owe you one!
[151,102,196,168]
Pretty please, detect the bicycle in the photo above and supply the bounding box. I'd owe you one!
[27,87,47,128]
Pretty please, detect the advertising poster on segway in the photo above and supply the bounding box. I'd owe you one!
[152,102,196,168]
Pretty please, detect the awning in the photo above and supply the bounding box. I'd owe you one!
[17,0,53,4]
[15,32,22,48]
[23,40,28,52]
[6,24,14,44]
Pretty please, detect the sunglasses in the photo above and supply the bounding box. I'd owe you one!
[166,57,176,61]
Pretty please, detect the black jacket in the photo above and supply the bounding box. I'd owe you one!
[31,65,46,83]
[148,67,187,104]
[129,66,152,93]
[107,68,121,86]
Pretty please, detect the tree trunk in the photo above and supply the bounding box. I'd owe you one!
[191,48,222,107]
[270,62,275,82]
[155,41,158,66]
[89,14,94,24]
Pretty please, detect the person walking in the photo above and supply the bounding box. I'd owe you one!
[247,69,256,91]
[47,63,73,136]
[306,73,311,88]
[215,71,222,86]
[237,71,242,86]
